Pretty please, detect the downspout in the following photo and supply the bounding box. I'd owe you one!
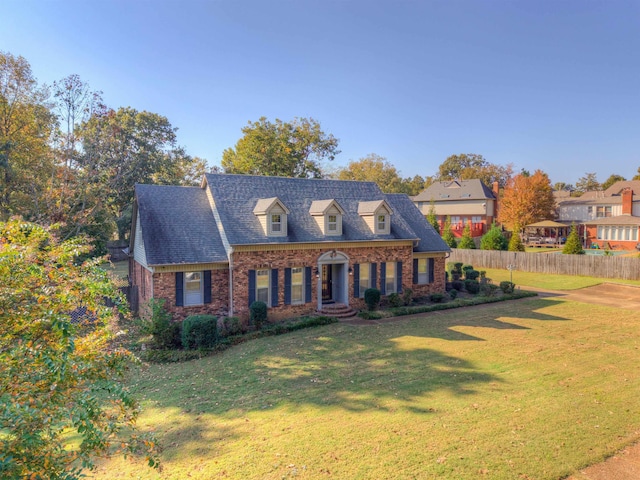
[228,247,234,317]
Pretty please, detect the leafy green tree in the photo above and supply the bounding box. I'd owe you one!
[0,219,158,478]
[437,153,512,187]
[222,116,339,178]
[399,174,431,196]
[336,154,403,192]
[79,107,204,239]
[480,223,507,250]
[553,182,574,192]
[0,51,56,218]
[575,172,600,194]
[562,224,585,255]
[508,225,525,252]
[457,223,476,249]
[426,201,440,234]
[601,174,626,190]
[633,167,640,181]
[441,216,457,248]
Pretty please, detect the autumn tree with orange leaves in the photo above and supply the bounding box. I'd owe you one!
[498,170,555,229]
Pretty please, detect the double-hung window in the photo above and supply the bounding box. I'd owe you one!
[327,215,338,233]
[377,214,387,232]
[291,267,304,305]
[271,214,282,233]
[184,271,203,306]
[417,259,429,284]
[359,263,371,297]
[256,269,270,305]
[385,262,397,294]
[596,206,612,218]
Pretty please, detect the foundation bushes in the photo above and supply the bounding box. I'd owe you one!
[181,315,218,349]
[250,301,268,330]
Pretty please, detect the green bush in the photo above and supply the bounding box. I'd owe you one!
[563,224,585,255]
[451,280,464,291]
[499,281,515,294]
[429,293,445,303]
[465,269,480,281]
[250,301,268,330]
[479,283,499,297]
[387,292,402,308]
[448,289,458,300]
[508,228,526,252]
[462,264,474,275]
[181,315,218,350]
[364,288,381,311]
[147,299,182,349]
[220,316,243,338]
[480,223,508,250]
[458,224,476,249]
[402,288,413,306]
[358,310,384,320]
[464,279,480,294]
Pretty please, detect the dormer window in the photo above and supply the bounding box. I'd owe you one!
[253,197,289,237]
[309,199,344,236]
[358,200,392,235]
[377,214,387,233]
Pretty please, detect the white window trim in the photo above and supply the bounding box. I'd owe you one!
[268,212,287,237]
[325,214,342,235]
[376,213,390,234]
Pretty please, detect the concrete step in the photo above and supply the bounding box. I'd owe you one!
[317,302,358,318]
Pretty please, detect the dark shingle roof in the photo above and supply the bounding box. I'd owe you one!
[135,184,227,265]
[413,179,496,202]
[204,173,447,248]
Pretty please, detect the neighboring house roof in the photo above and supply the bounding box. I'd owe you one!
[413,179,496,202]
[584,216,640,226]
[603,180,640,197]
[526,220,568,228]
[134,184,228,266]
[203,173,449,251]
[558,181,640,206]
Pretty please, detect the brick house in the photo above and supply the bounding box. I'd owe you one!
[412,179,499,237]
[556,180,640,251]
[129,174,450,321]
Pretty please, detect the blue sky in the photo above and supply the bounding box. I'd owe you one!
[3,0,639,185]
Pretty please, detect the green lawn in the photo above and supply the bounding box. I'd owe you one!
[480,268,640,290]
[94,296,640,479]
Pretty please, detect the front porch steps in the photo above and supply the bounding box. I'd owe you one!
[317,302,358,319]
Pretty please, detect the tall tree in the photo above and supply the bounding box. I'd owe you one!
[553,182,574,192]
[633,167,640,181]
[336,154,403,192]
[575,172,600,194]
[498,169,555,229]
[399,174,431,196]
[0,51,56,218]
[457,223,476,249]
[0,219,158,478]
[441,216,457,248]
[78,107,204,240]
[436,153,512,187]
[222,117,339,178]
[426,201,440,234]
[601,174,626,190]
[507,225,525,252]
[480,223,508,250]
[562,224,584,255]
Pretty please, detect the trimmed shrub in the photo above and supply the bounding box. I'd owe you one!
[250,301,268,330]
[465,269,480,281]
[451,280,464,291]
[358,310,383,320]
[499,281,515,294]
[429,293,445,303]
[181,315,218,350]
[480,223,508,250]
[402,288,413,306]
[448,289,458,300]
[508,227,525,252]
[364,288,381,311]
[462,264,474,275]
[479,283,499,297]
[220,316,242,338]
[387,292,402,308]
[147,299,182,349]
[563,224,585,255]
[464,279,480,294]
[458,224,476,249]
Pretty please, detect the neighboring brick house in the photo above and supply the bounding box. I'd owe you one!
[412,179,499,237]
[556,180,640,251]
[129,174,450,322]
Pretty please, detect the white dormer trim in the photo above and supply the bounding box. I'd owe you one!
[253,197,290,237]
[310,199,345,236]
[358,200,393,235]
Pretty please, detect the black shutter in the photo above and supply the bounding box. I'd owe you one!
[203,270,212,304]
[428,258,435,283]
[175,272,184,306]
[248,270,256,307]
[271,268,278,307]
[413,259,419,284]
[371,263,377,292]
[397,262,403,294]
[353,263,360,298]
[305,267,312,303]
[284,268,292,305]
[380,262,386,295]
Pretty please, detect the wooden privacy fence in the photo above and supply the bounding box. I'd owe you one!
[448,249,640,281]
